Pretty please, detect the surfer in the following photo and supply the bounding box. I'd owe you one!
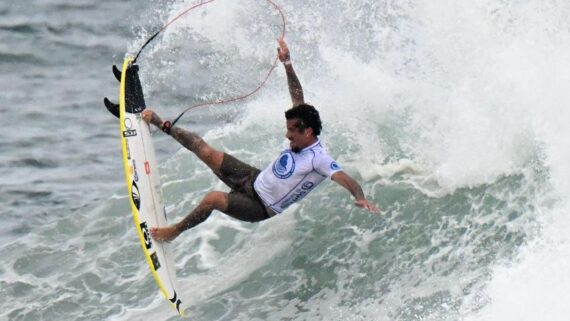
[144,38,380,242]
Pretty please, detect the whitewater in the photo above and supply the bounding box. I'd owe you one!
[1,0,570,320]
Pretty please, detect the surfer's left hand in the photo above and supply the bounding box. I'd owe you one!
[355,199,381,214]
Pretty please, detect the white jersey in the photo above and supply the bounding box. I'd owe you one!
[253,139,342,214]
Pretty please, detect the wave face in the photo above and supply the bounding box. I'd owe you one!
[2,0,570,320]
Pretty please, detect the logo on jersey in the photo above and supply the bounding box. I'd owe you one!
[302,182,314,190]
[280,181,316,209]
[272,152,295,179]
[330,161,341,171]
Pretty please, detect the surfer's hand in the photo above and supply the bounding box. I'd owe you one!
[355,199,381,214]
[142,109,154,123]
[277,37,290,63]
[142,109,163,128]
[150,225,181,242]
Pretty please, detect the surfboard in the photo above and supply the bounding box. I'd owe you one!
[105,57,184,315]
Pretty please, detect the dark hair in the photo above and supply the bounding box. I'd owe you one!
[285,104,322,136]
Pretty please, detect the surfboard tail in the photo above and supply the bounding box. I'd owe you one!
[104,62,146,118]
[123,63,146,114]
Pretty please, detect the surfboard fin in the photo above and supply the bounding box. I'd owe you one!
[104,65,121,118]
[112,65,122,82]
[104,61,146,118]
[104,97,120,119]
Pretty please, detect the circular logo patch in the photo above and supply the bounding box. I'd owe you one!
[272,152,295,179]
[330,161,341,171]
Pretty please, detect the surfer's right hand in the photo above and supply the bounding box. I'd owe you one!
[277,37,290,63]
[142,109,154,124]
[142,109,163,128]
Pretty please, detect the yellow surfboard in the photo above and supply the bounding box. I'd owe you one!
[107,57,184,316]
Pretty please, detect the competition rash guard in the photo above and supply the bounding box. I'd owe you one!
[253,139,342,214]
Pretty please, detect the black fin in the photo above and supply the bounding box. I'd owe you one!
[104,97,120,119]
[112,65,122,82]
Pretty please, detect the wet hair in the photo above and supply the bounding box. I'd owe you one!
[285,104,322,136]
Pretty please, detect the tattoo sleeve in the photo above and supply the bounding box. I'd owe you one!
[169,127,206,154]
[285,64,304,107]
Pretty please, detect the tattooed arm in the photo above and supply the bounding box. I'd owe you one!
[278,38,305,107]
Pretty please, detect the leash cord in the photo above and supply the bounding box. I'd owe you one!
[131,0,287,126]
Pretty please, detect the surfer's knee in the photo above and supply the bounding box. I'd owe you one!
[192,141,223,171]
[202,191,228,212]
[202,149,224,171]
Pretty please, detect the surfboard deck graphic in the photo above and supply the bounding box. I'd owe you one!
[105,57,184,316]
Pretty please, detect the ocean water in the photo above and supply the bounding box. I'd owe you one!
[2,0,570,320]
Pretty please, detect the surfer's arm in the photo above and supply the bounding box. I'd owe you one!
[278,38,304,107]
[332,171,380,214]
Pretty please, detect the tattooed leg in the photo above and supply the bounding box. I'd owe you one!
[169,127,224,172]
[150,191,229,241]
[143,109,223,172]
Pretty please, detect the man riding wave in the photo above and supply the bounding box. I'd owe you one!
[144,38,379,242]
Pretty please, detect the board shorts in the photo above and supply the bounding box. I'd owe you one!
[215,153,275,222]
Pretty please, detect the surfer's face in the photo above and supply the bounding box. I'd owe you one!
[286,119,313,153]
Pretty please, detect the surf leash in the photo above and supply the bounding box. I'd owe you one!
[132,0,287,127]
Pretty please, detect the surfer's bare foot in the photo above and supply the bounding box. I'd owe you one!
[150,225,181,242]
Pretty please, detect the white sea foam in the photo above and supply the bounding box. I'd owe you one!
[150,0,569,318]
